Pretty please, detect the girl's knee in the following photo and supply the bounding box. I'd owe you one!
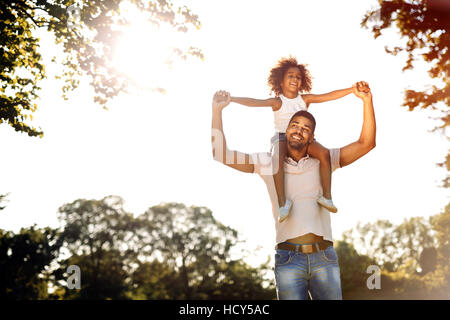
[317,148,331,163]
[278,156,284,166]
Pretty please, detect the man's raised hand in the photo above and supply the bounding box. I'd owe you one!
[352,81,372,100]
[212,90,231,111]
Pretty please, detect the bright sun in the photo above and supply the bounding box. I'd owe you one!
[112,6,187,92]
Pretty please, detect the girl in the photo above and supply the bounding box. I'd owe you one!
[231,57,355,222]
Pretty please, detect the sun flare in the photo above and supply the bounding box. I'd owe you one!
[112,8,188,91]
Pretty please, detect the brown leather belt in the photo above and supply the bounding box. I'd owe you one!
[275,241,333,254]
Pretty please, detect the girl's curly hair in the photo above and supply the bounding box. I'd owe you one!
[268,56,312,96]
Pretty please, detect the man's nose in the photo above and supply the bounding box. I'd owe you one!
[296,127,305,134]
[298,128,306,137]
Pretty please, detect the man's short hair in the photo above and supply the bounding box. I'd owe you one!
[288,110,316,133]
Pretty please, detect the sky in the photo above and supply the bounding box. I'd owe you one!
[0,0,448,267]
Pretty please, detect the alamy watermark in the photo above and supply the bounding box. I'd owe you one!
[211,128,280,175]
[366,265,381,290]
[66,4,81,33]
[66,265,81,290]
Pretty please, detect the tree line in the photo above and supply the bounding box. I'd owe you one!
[0,194,448,300]
[0,195,275,300]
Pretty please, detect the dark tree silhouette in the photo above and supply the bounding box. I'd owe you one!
[0,226,62,299]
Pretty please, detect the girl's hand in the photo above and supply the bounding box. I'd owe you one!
[352,81,372,100]
[212,90,231,111]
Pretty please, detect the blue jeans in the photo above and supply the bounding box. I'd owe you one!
[274,245,342,300]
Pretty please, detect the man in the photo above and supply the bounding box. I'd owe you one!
[211,82,376,300]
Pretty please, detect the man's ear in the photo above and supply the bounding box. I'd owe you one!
[309,132,315,143]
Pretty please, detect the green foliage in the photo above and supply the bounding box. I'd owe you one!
[0,0,202,137]
[428,203,450,297]
[1,195,447,300]
[0,226,62,299]
[430,203,450,263]
[0,2,44,137]
[52,198,274,299]
[198,259,275,300]
[55,195,144,299]
[335,240,376,296]
[60,252,131,300]
[341,207,450,299]
[130,260,181,299]
[342,217,436,273]
[134,202,275,299]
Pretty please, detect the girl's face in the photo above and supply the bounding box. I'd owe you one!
[280,67,302,96]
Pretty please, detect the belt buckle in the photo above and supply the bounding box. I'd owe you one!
[302,244,313,254]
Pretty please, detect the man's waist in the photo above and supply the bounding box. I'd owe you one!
[275,240,333,254]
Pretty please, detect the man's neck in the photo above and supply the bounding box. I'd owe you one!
[287,144,308,162]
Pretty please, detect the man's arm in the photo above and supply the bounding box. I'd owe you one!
[339,82,376,167]
[211,91,255,173]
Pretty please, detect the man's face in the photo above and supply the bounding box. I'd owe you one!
[286,116,315,149]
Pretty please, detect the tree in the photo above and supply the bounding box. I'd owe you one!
[0,226,62,299]
[334,240,377,298]
[431,204,450,263]
[0,0,202,137]
[342,217,437,273]
[341,212,450,299]
[203,259,275,300]
[130,260,182,299]
[377,207,450,299]
[131,256,276,300]
[362,0,449,129]
[135,202,275,299]
[55,195,145,299]
[427,204,450,297]
[362,0,450,187]
[362,1,449,294]
[53,197,274,299]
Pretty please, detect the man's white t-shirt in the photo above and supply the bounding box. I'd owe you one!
[251,148,341,244]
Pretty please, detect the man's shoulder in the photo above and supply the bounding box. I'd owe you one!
[251,148,341,175]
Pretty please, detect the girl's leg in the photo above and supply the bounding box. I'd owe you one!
[307,140,337,213]
[273,140,288,207]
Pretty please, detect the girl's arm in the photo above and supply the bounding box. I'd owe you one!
[302,87,353,108]
[231,96,282,111]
